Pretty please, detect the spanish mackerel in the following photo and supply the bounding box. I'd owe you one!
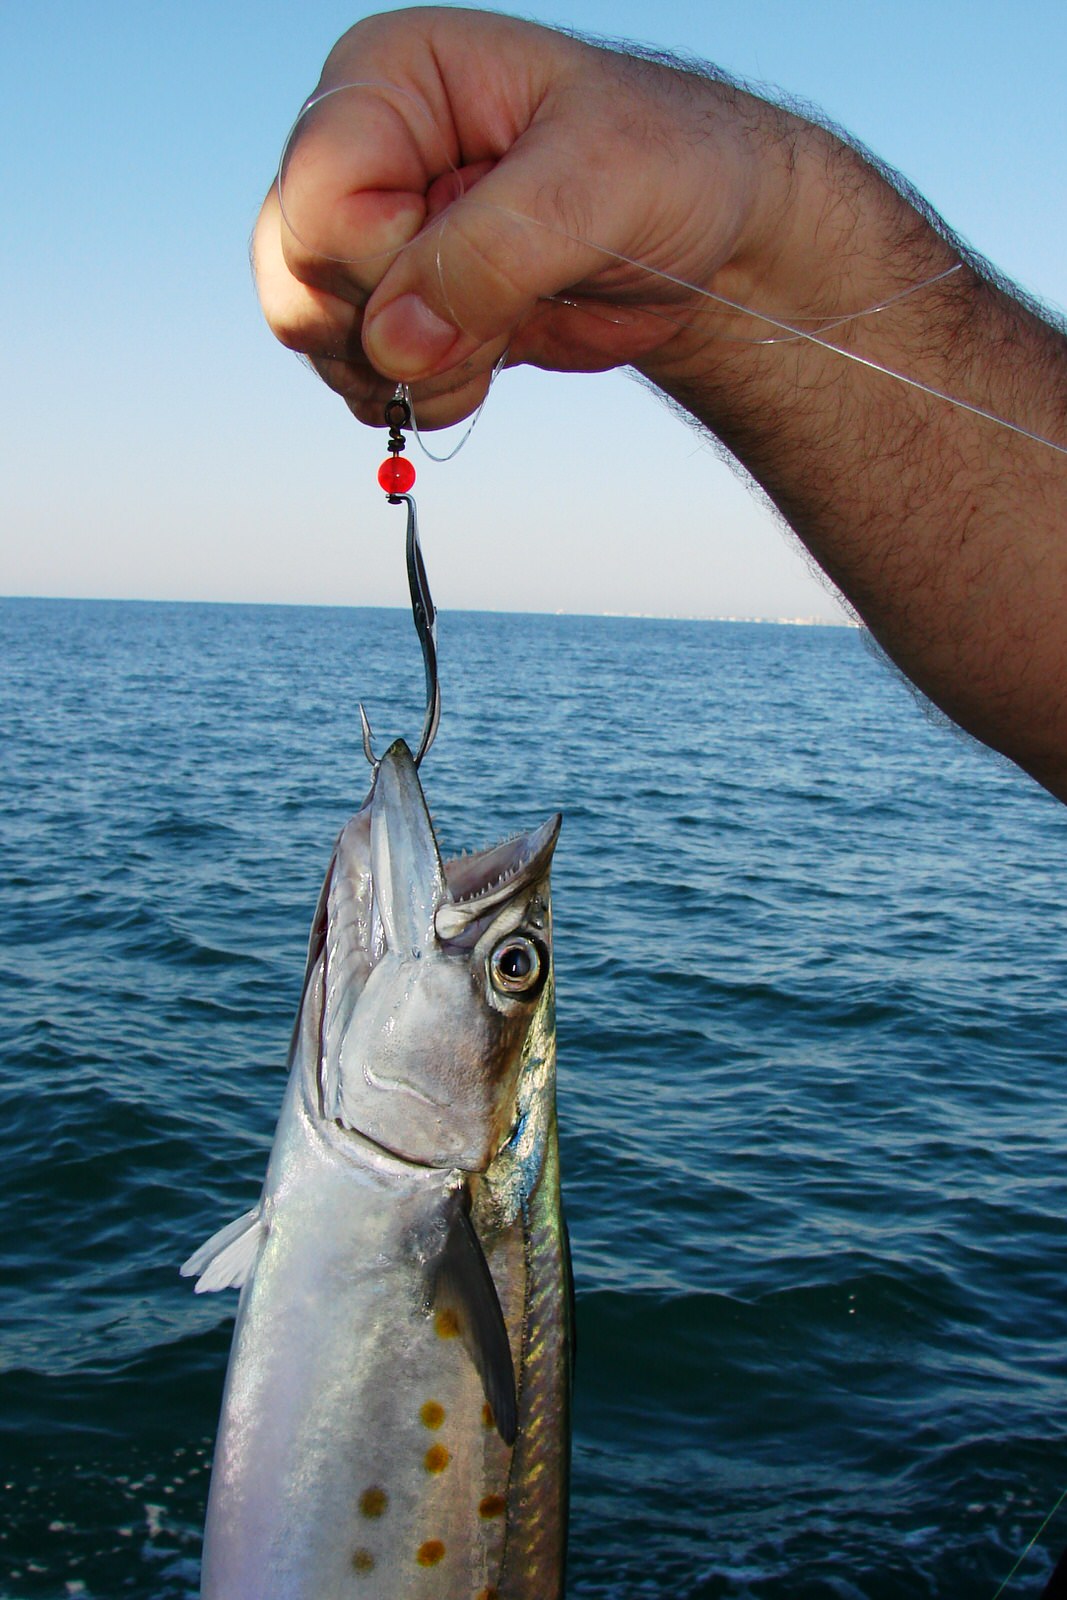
[183,739,571,1598]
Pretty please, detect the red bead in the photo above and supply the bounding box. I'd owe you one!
[378,455,416,495]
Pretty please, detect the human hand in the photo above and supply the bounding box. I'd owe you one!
[255,9,1067,802]
[252,7,794,429]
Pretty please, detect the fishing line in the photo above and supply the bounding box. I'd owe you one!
[990,1484,1067,1599]
[688,263,966,344]
[402,351,509,462]
[466,201,1067,459]
[277,81,1067,461]
[431,200,968,352]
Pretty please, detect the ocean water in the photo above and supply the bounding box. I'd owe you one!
[2,595,1066,1600]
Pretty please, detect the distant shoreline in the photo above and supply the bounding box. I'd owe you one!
[0,594,857,627]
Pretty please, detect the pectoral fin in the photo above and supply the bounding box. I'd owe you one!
[181,1207,266,1294]
[430,1197,517,1446]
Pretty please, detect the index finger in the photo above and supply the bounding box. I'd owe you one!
[277,80,452,303]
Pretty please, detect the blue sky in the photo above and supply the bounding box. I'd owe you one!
[3,1,1065,619]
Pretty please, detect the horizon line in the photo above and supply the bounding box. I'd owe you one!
[0,593,856,627]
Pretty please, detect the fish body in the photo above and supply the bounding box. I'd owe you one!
[184,742,570,1598]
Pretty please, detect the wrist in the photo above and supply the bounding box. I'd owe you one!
[635,103,954,400]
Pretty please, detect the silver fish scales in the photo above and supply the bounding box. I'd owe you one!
[184,739,571,1598]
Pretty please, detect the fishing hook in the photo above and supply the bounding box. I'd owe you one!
[361,395,441,770]
[395,488,441,768]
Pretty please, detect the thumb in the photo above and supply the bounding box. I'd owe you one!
[360,132,624,382]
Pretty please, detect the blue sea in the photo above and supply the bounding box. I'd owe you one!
[3,595,1067,1599]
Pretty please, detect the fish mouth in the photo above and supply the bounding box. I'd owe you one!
[365,738,560,955]
[437,816,562,942]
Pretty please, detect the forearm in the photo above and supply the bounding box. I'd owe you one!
[640,113,1067,796]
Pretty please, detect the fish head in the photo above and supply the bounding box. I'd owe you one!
[315,740,559,1171]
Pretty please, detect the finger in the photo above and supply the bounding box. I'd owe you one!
[253,187,363,359]
[357,58,690,382]
[359,153,605,382]
[277,85,437,304]
[271,11,516,310]
[425,160,498,221]
[310,352,383,409]
[322,334,509,430]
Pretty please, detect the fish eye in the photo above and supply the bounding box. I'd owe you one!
[489,936,545,998]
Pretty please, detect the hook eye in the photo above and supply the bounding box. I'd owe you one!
[384,396,411,432]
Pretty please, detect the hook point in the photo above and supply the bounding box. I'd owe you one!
[359,703,377,768]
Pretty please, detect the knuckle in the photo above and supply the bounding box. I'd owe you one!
[425,208,538,339]
[265,306,318,354]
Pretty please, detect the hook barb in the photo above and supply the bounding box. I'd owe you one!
[359,703,377,768]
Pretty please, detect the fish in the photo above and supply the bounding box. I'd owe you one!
[182,738,571,1599]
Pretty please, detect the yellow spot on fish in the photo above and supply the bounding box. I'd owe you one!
[478,1494,506,1520]
[476,1590,500,1600]
[359,1487,388,1519]
[424,1444,450,1474]
[417,1539,446,1567]
[351,1548,375,1573]
[420,1400,446,1430]
[435,1308,461,1339]
[481,1402,495,1430]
